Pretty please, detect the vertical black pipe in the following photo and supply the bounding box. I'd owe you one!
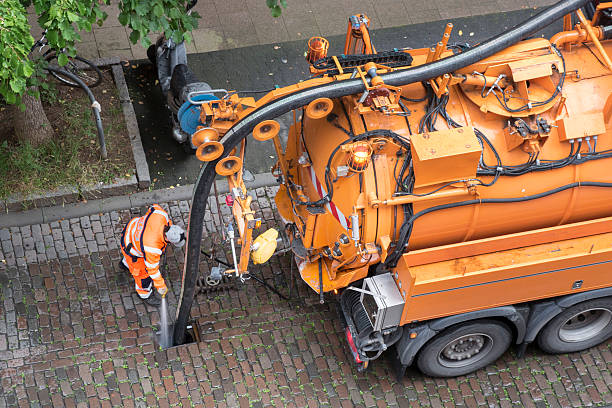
[45,66,107,159]
[319,258,324,304]
[173,0,590,346]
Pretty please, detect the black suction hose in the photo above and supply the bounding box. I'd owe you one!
[45,66,107,159]
[173,0,590,346]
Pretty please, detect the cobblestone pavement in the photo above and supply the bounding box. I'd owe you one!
[1,187,612,407]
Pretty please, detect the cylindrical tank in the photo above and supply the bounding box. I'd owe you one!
[292,40,612,256]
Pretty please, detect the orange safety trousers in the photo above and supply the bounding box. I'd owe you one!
[120,204,170,298]
[120,246,154,298]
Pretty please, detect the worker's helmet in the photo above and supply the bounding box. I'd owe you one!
[165,225,186,248]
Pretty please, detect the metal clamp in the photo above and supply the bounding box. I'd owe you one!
[485,74,506,97]
[227,223,240,278]
[358,90,370,104]
[345,285,386,300]
[187,89,229,105]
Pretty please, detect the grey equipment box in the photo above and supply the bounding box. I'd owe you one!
[360,273,405,332]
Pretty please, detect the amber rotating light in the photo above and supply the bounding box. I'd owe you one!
[192,127,223,162]
[348,142,372,172]
[306,37,329,63]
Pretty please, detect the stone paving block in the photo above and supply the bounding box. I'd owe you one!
[375,0,413,28]
[437,0,476,19]
[192,0,221,27]
[100,47,134,61]
[246,0,291,44]
[192,26,225,52]
[310,2,351,36]
[94,26,130,51]
[528,0,556,7]
[13,245,24,259]
[219,12,260,48]
[1,240,12,254]
[283,9,321,41]
[19,226,31,239]
[75,40,101,61]
[469,0,503,16]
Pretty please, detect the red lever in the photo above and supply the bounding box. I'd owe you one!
[225,195,234,206]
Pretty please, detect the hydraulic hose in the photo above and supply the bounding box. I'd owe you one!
[173,0,591,346]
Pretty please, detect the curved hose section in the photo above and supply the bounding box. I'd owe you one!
[46,66,107,159]
[173,0,590,345]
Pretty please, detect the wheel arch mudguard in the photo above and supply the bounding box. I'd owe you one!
[523,286,612,344]
[395,305,529,367]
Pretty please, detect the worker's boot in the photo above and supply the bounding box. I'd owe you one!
[143,292,161,307]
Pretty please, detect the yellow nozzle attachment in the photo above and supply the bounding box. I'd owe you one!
[251,228,279,265]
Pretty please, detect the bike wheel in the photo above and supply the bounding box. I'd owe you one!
[45,53,103,88]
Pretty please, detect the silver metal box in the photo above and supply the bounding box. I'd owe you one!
[360,273,405,332]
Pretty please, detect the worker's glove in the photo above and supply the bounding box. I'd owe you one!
[158,286,168,297]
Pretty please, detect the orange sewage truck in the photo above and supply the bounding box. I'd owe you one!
[174,0,612,377]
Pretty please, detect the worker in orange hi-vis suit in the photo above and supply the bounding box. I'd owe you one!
[119,204,186,306]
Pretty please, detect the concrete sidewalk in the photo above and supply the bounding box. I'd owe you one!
[27,0,556,61]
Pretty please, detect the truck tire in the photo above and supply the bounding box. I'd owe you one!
[416,320,512,377]
[537,297,612,354]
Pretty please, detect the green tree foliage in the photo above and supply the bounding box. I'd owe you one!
[0,0,35,104]
[266,0,287,17]
[0,0,199,105]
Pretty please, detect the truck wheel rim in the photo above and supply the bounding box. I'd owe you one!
[558,308,612,343]
[437,333,493,368]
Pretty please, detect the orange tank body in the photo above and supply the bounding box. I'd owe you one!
[275,34,612,296]
[184,3,612,376]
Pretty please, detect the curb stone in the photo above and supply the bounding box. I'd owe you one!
[0,208,44,227]
[80,175,139,201]
[0,172,278,228]
[110,61,151,189]
[3,186,79,212]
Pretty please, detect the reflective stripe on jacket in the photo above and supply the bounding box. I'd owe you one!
[121,204,170,288]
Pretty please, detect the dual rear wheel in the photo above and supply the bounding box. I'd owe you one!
[415,298,612,377]
[537,298,612,354]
